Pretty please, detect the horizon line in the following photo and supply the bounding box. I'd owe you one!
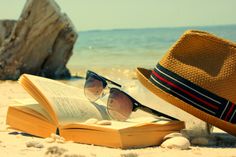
[79,23,236,32]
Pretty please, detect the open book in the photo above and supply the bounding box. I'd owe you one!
[6,74,185,148]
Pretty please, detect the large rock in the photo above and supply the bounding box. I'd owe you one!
[0,20,16,47]
[0,0,78,80]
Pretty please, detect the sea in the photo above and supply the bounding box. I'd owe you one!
[67,25,236,79]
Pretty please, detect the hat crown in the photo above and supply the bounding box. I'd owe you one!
[159,30,236,103]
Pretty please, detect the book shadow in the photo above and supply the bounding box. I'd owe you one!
[8,131,39,138]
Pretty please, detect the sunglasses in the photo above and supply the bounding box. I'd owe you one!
[84,70,178,121]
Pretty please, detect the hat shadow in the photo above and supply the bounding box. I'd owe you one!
[191,132,236,148]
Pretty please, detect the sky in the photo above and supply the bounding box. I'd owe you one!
[0,0,235,31]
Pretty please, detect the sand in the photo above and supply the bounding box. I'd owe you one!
[0,79,236,157]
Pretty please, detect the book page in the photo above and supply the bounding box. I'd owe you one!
[19,74,110,124]
[104,117,170,130]
[62,116,171,130]
[11,98,52,122]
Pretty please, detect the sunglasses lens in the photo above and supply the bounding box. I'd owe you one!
[84,76,104,102]
[107,89,133,121]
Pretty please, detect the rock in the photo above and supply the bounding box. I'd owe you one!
[45,137,55,143]
[120,153,138,157]
[26,141,35,147]
[161,136,190,150]
[163,132,184,141]
[96,120,112,125]
[49,134,65,143]
[56,139,65,144]
[59,136,65,141]
[64,154,86,157]
[84,118,98,124]
[50,133,61,140]
[0,0,78,80]
[26,141,44,148]
[191,137,209,146]
[34,143,44,148]
[0,20,16,47]
[45,146,67,156]
[56,137,65,144]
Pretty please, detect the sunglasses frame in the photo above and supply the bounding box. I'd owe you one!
[85,70,178,121]
[86,70,122,88]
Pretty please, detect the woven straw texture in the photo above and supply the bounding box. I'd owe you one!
[160,30,236,103]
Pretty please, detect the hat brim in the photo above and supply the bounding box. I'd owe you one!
[136,67,236,136]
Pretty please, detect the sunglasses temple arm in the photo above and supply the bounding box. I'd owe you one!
[100,76,122,88]
[137,104,179,121]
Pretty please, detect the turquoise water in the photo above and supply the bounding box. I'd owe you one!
[68,25,236,71]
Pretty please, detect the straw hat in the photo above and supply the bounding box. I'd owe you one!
[136,30,236,136]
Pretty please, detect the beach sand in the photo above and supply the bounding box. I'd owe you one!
[1,72,236,157]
